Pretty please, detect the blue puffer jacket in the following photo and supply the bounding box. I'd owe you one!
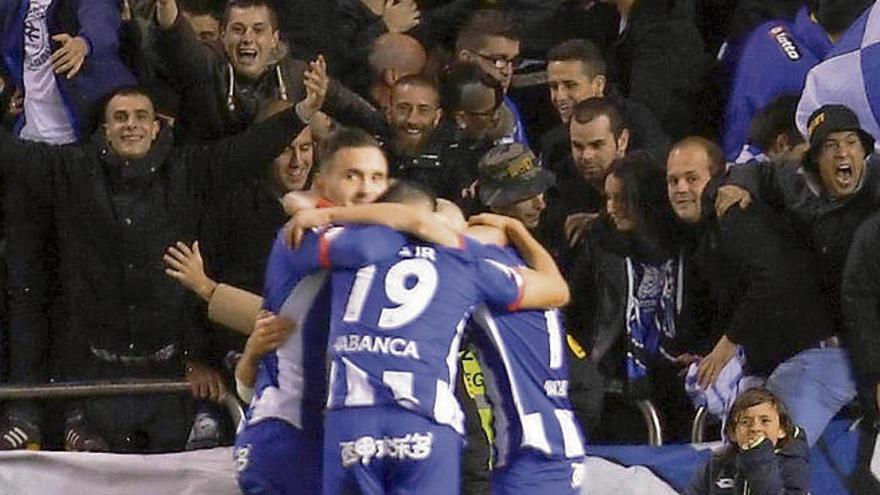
[684,427,810,495]
[722,7,832,160]
[0,0,136,140]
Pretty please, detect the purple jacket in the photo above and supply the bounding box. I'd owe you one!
[1,0,136,140]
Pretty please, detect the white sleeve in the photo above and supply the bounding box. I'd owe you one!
[236,378,255,404]
[796,68,820,140]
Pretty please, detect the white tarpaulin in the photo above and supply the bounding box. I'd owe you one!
[0,429,874,494]
[873,432,880,482]
[581,456,678,495]
[0,447,239,495]
[0,448,681,495]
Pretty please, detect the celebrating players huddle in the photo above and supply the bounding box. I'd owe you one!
[234,127,585,494]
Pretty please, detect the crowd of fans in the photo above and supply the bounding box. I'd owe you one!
[0,0,879,492]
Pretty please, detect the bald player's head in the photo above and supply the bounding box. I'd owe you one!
[368,33,427,85]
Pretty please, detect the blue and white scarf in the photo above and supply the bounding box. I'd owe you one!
[624,254,682,396]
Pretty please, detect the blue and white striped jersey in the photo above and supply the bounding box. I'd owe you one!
[326,237,524,434]
[246,225,406,434]
[797,1,880,149]
[469,245,585,468]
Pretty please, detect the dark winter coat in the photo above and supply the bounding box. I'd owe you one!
[700,183,835,375]
[564,219,680,385]
[726,156,880,335]
[841,210,880,414]
[152,14,381,142]
[684,428,810,495]
[0,106,305,367]
[613,0,711,140]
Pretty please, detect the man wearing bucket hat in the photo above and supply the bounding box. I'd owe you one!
[461,142,587,494]
[477,142,556,230]
[715,103,878,445]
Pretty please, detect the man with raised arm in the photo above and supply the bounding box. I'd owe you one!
[0,73,321,451]
[152,0,382,141]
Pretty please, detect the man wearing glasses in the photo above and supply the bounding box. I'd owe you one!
[455,9,529,146]
[439,62,512,212]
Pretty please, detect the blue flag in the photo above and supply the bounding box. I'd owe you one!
[798,1,880,147]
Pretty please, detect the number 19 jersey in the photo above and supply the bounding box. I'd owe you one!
[325,237,524,435]
[247,225,407,433]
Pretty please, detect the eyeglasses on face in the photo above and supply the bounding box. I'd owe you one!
[475,51,517,69]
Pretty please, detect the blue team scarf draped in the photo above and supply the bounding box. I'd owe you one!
[624,255,681,397]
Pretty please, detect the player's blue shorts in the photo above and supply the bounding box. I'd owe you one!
[491,450,585,495]
[322,405,463,495]
[235,418,322,495]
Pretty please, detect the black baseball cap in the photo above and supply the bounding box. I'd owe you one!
[804,104,874,170]
[478,143,556,208]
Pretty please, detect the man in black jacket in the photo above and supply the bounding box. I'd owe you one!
[844,212,880,425]
[153,0,381,141]
[540,97,629,271]
[721,104,878,340]
[687,154,839,393]
[604,0,712,140]
[708,106,872,446]
[0,83,320,452]
[540,38,669,175]
[841,210,880,494]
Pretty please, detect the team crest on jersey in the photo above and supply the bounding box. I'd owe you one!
[768,25,801,61]
[571,462,585,488]
[235,444,252,472]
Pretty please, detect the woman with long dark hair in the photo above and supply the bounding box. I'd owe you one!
[565,150,691,444]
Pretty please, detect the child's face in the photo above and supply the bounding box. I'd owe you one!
[732,402,787,448]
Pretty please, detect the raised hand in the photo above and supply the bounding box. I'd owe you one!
[382,0,420,33]
[298,55,329,122]
[155,0,180,28]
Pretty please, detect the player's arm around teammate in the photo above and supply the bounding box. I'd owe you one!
[288,201,462,248]
[235,311,295,403]
[469,213,570,309]
[287,198,570,310]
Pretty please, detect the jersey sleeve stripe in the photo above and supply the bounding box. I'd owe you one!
[319,232,331,268]
[506,268,525,312]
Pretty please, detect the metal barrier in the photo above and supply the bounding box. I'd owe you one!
[691,405,709,443]
[0,380,245,426]
[1,381,662,446]
[635,399,663,447]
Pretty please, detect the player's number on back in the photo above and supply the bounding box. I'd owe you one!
[343,259,439,330]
